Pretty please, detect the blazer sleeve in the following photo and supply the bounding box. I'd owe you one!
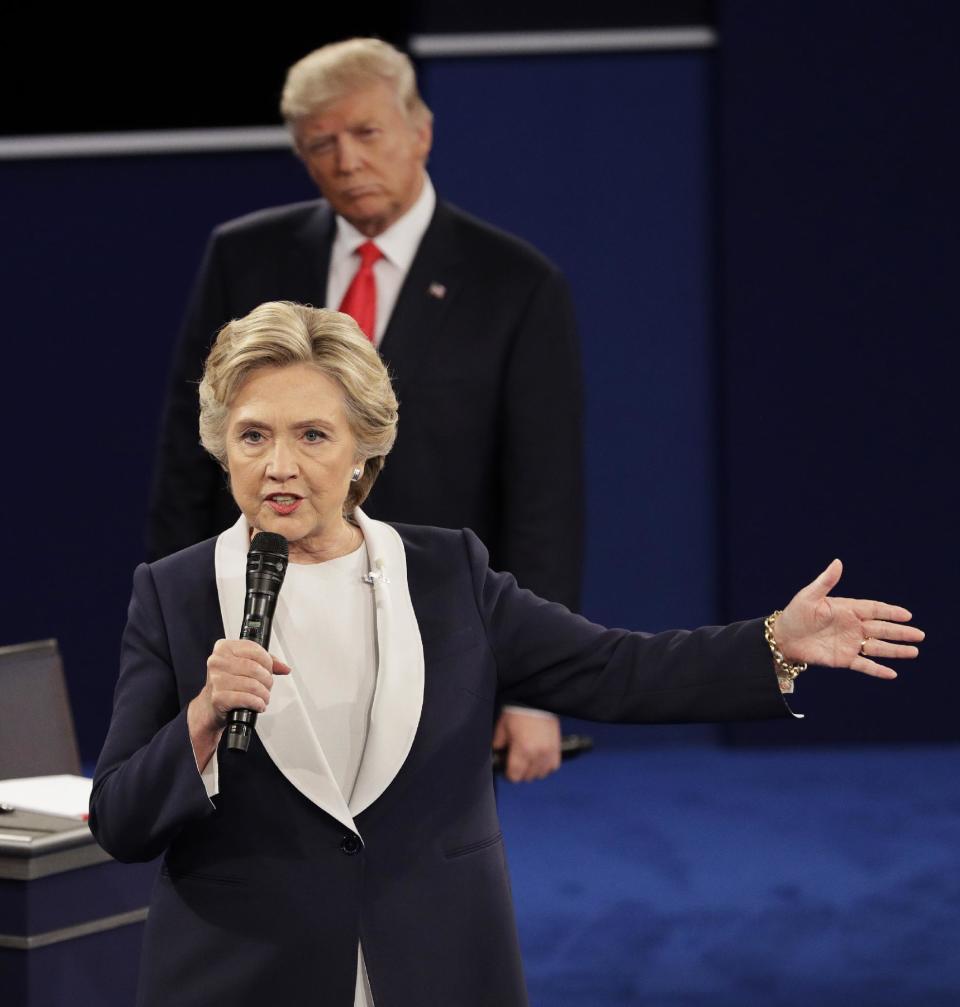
[498,266,584,611]
[462,530,792,725]
[146,233,232,561]
[89,563,215,863]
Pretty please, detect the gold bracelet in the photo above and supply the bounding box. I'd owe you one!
[764,610,807,694]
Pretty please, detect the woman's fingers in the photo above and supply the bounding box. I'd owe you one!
[860,638,921,661]
[849,656,898,679]
[213,673,272,709]
[216,638,274,669]
[271,656,293,675]
[801,558,843,601]
[850,599,914,623]
[210,640,292,678]
[215,689,269,714]
[860,619,925,644]
[209,655,275,691]
[206,639,293,717]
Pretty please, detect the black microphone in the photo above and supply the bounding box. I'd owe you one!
[226,531,289,753]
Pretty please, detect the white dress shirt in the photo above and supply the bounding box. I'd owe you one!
[325,175,437,346]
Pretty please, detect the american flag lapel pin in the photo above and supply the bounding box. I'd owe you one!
[428,282,447,300]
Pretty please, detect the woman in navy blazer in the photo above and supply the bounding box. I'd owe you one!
[90,302,922,1007]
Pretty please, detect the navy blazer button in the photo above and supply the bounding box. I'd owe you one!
[340,835,361,855]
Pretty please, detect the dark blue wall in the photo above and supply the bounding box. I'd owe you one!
[717,2,958,743]
[419,52,719,633]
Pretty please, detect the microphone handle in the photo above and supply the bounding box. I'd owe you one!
[226,600,276,753]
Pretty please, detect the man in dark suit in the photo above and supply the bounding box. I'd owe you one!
[148,38,583,780]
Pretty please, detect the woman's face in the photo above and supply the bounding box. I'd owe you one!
[225,362,361,555]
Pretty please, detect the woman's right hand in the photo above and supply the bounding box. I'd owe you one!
[187,640,292,764]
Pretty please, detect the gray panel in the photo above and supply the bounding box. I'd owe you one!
[0,640,80,779]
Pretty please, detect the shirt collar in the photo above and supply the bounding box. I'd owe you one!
[333,174,436,271]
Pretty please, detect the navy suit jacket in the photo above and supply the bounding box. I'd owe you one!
[91,522,789,1007]
[147,198,584,608]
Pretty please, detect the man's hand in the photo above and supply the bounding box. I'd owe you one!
[492,708,562,783]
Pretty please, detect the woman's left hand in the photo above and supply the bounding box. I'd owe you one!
[773,559,924,678]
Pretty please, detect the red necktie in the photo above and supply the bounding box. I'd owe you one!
[338,241,383,342]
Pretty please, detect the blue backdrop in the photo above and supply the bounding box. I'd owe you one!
[1,50,718,761]
[716,1,957,743]
[1,13,953,760]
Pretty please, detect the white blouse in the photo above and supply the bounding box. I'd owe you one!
[202,541,380,1006]
[279,544,378,802]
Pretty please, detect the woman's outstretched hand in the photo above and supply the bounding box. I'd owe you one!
[773,559,924,678]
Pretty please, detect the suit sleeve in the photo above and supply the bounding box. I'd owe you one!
[89,563,215,863]
[462,530,792,724]
[146,234,233,561]
[498,267,584,611]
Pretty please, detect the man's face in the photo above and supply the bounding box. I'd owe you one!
[294,82,432,238]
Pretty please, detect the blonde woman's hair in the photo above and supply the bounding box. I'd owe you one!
[198,301,398,514]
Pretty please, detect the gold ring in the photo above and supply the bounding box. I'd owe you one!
[858,638,870,656]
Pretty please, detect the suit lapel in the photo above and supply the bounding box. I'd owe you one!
[349,509,425,815]
[278,201,335,308]
[378,201,464,383]
[212,510,425,829]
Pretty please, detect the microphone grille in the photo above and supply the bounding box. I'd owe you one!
[249,532,289,557]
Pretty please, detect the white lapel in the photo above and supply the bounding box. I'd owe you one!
[349,509,425,815]
[215,516,356,836]
[213,510,425,828]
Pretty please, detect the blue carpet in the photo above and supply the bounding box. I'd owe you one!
[497,744,960,1006]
